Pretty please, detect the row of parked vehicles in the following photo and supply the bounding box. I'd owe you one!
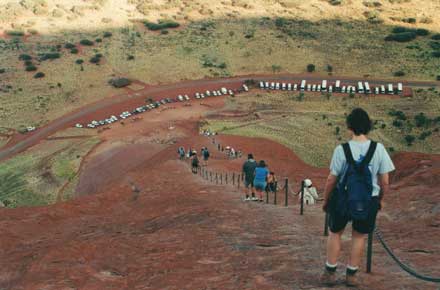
[259,80,404,95]
[76,86,236,129]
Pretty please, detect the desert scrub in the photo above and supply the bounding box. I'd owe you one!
[143,20,180,31]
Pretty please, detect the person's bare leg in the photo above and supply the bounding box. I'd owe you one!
[349,229,366,268]
[327,229,344,265]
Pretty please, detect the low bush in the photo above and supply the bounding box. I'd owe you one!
[109,78,131,88]
[103,32,112,38]
[64,43,76,49]
[25,65,37,72]
[385,32,417,42]
[0,68,5,74]
[414,112,431,127]
[432,51,440,58]
[389,109,407,120]
[275,17,287,28]
[127,55,135,60]
[416,28,429,36]
[89,56,101,64]
[437,75,440,81]
[402,18,417,24]
[5,30,24,37]
[24,60,33,66]
[33,72,45,78]
[160,29,169,35]
[394,70,405,77]
[329,0,342,5]
[429,41,440,50]
[419,131,432,140]
[392,120,403,128]
[144,20,180,31]
[70,48,79,54]
[19,54,32,61]
[404,135,415,146]
[95,38,102,43]
[75,59,84,65]
[307,64,315,72]
[80,39,94,46]
[39,52,61,61]
[432,34,440,40]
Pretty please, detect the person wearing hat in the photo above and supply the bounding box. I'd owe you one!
[298,179,319,205]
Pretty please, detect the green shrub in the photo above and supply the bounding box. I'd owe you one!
[419,131,432,140]
[25,65,37,72]
[437,75,440,81]
[33,72,45,78]
[326,65,333,72]
[5,30,24,37]
[329,0,342,5]
[389,109,407,120]
[388,147,395,153]
[96,38,102,43]
[80,39,94,46]
[24,60,33,66]
[144,20,180,31]
[70,48,79,54]
[385,32,417,42]
[89,56,101,64]
[402,18,417,24]
[429,41,440,50]
[381,124,386,129]
[75,59,84,65]
[64,43,76,49]
[432,51,440,58]
[392,26,409,33]
[39,52,61,61]
[127,55,135,60]
[0,68,5,74]
[19,54,32,61]
[307,64,315,72]
[394,70,405,77]
[416,28,429,36]
[275,17,287,28]
[160,29,169,35]
[392,120,403,127]
[404,135,415,146]
[414,112,431,127]
[431,34,440,40]
[103,32,112,38]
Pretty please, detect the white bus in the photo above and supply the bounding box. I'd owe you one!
[265,82,270,89]
[322,80,327,92]
[374,87,379,95]
[328,86,333,93]
[380,85,385,94]
[307,84,311,91]
[300,80,306,91]
[358,82,364,94]
[275,82,280,90]
[282,83,286,90]
[335,80,341,92]
[312,84,316,91]
[341,86,346,93]
[397,83,403,94]
[259,81,264,89]
[287,83,292,91]
[270,82,275,89]
[388,84,394,94]
[364,82,371,94]
[317,85,321,91]
[294,84,298,91]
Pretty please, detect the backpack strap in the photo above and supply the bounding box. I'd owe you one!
[342,143,356,166]
[360,141,377,169]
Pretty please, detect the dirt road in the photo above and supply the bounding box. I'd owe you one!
[0,74,438,162]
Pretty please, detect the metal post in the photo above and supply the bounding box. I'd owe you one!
[233,173,235,186]
[210,172,212,182]
[324,212,329,237]
[266,190,269,204]
[284,179,288,207]
[300,180,304,215]
[220,173,223,185]
[274,187,277,205]
[216,173,218,184]
[238,174,240,189]
[366,232,373,273]
[226,173,228,184]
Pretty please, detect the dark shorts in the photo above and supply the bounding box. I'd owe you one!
[266,182,276,192]
[329,197,379,235]
[244,179,253,188]
[203,156,209,161]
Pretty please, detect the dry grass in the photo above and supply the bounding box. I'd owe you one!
[204,90,440,167]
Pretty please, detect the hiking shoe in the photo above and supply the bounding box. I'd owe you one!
[244,197,251,201]
[251,197,258,201]
[346,272,360,287]
[320,269,337,287]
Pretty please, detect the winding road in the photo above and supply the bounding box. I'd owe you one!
[0,73,438,162]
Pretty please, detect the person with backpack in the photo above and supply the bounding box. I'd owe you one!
[254,160,270,202]
[320,108,395,287]
[178,146,185,160]
[266,171,277,196]
[242,154,257,201]
[191,154,199,174]
[203,147,210,166]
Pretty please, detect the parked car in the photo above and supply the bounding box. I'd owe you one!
[75,124,83,128]
[184,95,190,100]
[221,87,228,94]
[213,91,218,96]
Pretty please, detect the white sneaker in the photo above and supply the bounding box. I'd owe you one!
[251,197,258,201]
[244,197,251,201]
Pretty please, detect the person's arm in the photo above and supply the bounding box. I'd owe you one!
[378,173,389,210]
[322,174,338,212]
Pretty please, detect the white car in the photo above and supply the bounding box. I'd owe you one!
[375,87,379,95]
[265,82,270,89]
[341,86,346,93]
[216,90,222,96]
[92,120,99,126]
[275,83,280,90]
[206,90,211,97]
[195,93,200,99]
[87,124,95,128]
[259,81,264,89]
[328,86,333,93]
[200,93,205,98]
[228,90,234,96]
[287,83,292,91]
[184,95,190,100]
[242,85,249,92]
[294,84,298,91]
[75,123,83,128]
[178,95,184,101]
[282,83,286,90]
[312,84,316,91]
[221,87,228,94]
[317,85,321,91]
[270,82,275,89]
[307,84,311,91]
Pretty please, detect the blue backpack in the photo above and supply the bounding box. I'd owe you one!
[334,141,377,221]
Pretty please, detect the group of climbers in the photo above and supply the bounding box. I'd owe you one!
[178,108,395,288]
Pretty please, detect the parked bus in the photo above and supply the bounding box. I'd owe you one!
[265,82,270,89]
[364,82,371,94]
[287,83,292,91]
[388,84,394,94]
[335,80,341,92]
[282,83,286,90]
[294,84,298,91]
[357,82,364,94]
[300,80,306,91]
[397,83,403,94]
[380,85,385,94]
[374,87,379,95]
[259,81,264,89]
[322,80,327,92]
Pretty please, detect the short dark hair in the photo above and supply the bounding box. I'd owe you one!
[258,160,266,167]
[346,108,372,136]
[248,154,254,159]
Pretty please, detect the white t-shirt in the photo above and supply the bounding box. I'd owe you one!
[330,140,395,196]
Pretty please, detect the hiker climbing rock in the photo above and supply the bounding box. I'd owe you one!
[242,154,257,201]
[320,108,395,287]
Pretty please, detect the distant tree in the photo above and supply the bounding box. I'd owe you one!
[33,72,45,78]
[307,64,315,72]
[103,32,113,38]
[75,59,84,65]
[25,65,37,72]
[80,39,94,46]
[404,135,415,146]
[394,70,405,77]
[19,54,32,61]
[326,64,333,72]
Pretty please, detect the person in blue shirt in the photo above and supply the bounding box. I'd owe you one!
[320,108,395,287]
[253,160,270,202]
